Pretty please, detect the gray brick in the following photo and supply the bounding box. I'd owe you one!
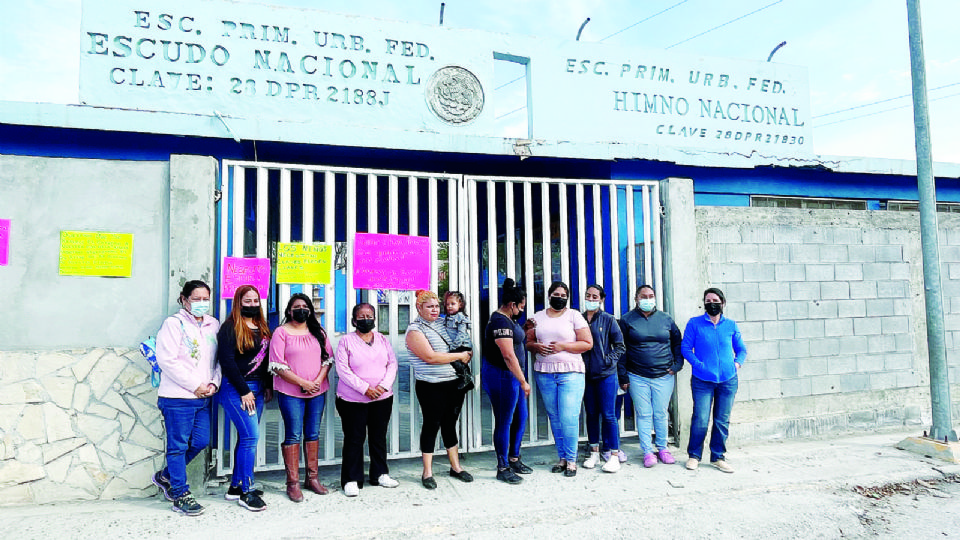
[862,263,891,280]
[801,228,831,244]
[848,245,876,262]
[747,340,779,361]
[710,226,742,244]
[890,263,911,280]
[946,316,960,332]
[726,243,760,263]
[798,356,828,376]
[742,263,775,282]
[721,282,760,302]
[888,229,912,244]
[722,302,745,321]
[740,226,774,243]
[710,263,743,283]
[839,335,869,354]
[758,281,791,301]
[776,301,809,320]
[795,319,825,338]
[736,361,765,381]
[856,354,884,372]
[833,228,862,244]
[893,299,912,316]
[766,358,799,378]
[780,378,812,397]
[862,229,889,245]
[875,245,904,262]
[820,281,850,299]
[838,299,866,318]
[880,316,909,334]
[748,379,781,400]
[775,264,805,281]
[884,352,913,370]
[820,246,849,263]
[827,355,858,374]
[947,229,960,246]
[853,317,882,335]
[790,282,821,300]
[805,264,835,281]
[951,297,960,314]
[869,372,899,390]
[779,340,810,358]
[737,321,764,341]
[745,301,778,322]
[840,373,869,392]
[877,281,908,298]
[810,337,840,356]
[897,371,921,388]
[812,374,841,395]
[850,280,878,299]
[790,244,820,264]
[868,334,897,354]
[950,264,960,280]
[941,245,960,262]
[865,298,894,317]
[835,264,864,281]
[943,280,960,297]
[773,226,802,244]
[757,244,790,263]
[764,320,795,340]
[895,333,914,352]
[825,318,853,337]
[808,300,839,319]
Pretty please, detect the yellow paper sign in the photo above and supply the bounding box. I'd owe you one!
[276,242,333,284]
[59,231,134,277]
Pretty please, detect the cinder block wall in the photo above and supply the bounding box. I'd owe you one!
[695,207,960,441]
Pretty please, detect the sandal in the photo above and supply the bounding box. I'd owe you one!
[550,460,567,473]
[421,476,437,490]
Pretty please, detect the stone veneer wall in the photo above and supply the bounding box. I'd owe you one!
[696,207,960,441]
[0,348,162,503]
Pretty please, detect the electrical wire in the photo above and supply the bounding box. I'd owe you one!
[815,91,960,128]
[599,0,690,42]
[666,0,783,49]
[814,81,960,119]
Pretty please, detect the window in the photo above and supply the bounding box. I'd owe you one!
[885,201,960,213]
[750,196,867,210]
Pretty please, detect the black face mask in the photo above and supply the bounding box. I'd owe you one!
[291,308,311,323]
[511,304,524,321]
[549,296,568,310]
[355,319,376,333]
[240,305,261,318]
[704,302,723,316]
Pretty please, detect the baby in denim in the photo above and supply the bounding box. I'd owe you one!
[442,291,473,351]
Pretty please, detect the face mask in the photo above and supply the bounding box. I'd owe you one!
[549,296,568,310]
[511,304,524,321]
[240,305,260,318]
[189,300,210,318]
[638,299,656,312]
[704,302,723,316]
[355,319,376,333]
[291,308,311,323]
[584,300,601,311]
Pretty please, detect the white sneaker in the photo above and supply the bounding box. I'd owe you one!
[583,451,600,469]
[601,452,621,473]
[344,481,359,497]
[377,474,399,488]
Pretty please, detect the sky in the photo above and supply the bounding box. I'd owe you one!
[0,0,957,163]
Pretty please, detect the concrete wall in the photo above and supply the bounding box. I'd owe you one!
[0,155,217,504]
[696,207,960,441]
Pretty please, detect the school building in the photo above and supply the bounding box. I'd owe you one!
[1,0,959,503]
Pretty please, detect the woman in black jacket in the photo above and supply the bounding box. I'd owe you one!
[581,285,626,472]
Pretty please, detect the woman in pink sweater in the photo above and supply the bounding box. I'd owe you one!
[335,303,399,497]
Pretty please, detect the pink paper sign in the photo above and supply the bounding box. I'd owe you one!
[0,219,9,266]
[353,233,431,291]
[222,257,271,299]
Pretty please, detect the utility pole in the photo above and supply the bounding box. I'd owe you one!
[906,0,957,442]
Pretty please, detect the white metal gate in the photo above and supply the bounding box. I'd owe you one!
[214,161,662,474]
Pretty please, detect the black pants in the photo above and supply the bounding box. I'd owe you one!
[336,396,393,489]
[415,379,466,454]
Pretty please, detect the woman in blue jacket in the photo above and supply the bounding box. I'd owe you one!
[581,285,626,472]
[681,287,747,473]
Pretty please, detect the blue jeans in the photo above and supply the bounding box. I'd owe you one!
[218,379,265,492]
[535,371,585,463]
[583,373,620,452]
[628,372,675,455]
[482,361,529,469]
[157,396,212,499]
[277,392,326,445]
[687,375,738,462]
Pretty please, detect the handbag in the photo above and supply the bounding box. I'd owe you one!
[422,322,474,392]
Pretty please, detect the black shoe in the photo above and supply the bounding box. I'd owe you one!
[152,472,173,501]
[172,492,204,516]
[496,468,523,484]
[226,485,263,501]
[563,467,577,477]
[550,462,566,474]
[448,469,474,483]
[421,476,437,490]
[508,459,533,475]
[238,491,267,512]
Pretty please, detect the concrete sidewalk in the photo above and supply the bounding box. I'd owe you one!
[4,429,960,539]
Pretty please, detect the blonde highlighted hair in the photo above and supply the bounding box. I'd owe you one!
[415,289,439,308]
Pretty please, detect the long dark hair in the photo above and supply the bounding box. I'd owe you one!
[282,293,329,360]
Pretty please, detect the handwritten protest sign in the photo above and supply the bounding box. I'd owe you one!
[59,230,133,277]
[353,233,430,291]
[276,242,333,284]
[0,219,9,266]
[222,257,271,299]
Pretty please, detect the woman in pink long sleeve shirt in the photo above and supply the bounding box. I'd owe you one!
[335,303,399,497]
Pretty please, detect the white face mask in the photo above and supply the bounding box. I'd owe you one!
[584,300,601,311]
[639,298,656,312]
[189,300,211,317]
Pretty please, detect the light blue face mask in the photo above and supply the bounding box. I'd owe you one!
[638,298,656,312]
[584,300,601,311]
[189,300,211,317]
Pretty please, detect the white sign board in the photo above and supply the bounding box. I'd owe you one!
[80,0,495,134]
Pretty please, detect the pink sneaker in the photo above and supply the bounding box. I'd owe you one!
[658,449,676,464]
[643,453,657,468]
[602,451,629,463]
